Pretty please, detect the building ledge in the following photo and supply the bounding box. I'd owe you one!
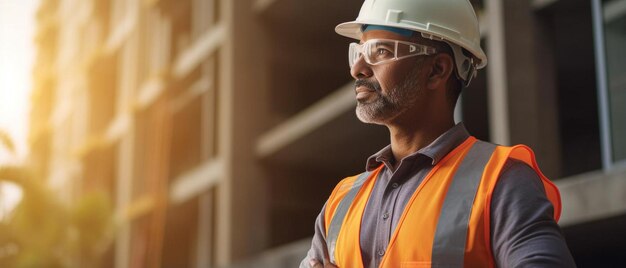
[169,159,223,205]
[557,165,626,227]
[256,83,388,172]
[104,16,138,55]
[136,76,167,110]
[256,83,353,159]
[72,113,132,158]
[120,194,156,221]
[173,24,226,79]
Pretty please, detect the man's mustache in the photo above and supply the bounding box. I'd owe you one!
[355,79,382,92]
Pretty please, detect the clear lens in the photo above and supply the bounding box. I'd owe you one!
[349,42,361,68]
[348,39,436,68]
[367,40,396,64]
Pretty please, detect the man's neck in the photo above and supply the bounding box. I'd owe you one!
[387,119,455,170]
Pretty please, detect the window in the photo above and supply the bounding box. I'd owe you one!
[539,0,603,177]
[602,0,626,163]
[138,8,171,85]
[87,52,118,135]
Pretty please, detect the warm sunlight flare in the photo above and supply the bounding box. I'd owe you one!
[0,182,22,220]
[0,1,39,220]
[0,1,38,164]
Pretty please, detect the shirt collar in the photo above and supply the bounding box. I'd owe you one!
[365,123,471,171]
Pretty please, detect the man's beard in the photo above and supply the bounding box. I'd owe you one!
[355,65,422,124]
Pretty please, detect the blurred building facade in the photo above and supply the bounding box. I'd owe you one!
[28,0,626,267]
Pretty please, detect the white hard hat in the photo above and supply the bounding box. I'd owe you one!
[336,0,487,86]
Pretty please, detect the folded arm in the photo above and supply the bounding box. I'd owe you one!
[300,204,336,268]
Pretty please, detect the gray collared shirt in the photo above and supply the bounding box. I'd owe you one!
[301,123,575,268]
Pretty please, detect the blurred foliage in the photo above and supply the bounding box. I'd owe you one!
[0,131,15,156]
[0,132,116,268]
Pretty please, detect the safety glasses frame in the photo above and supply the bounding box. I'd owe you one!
[348,38,437,68]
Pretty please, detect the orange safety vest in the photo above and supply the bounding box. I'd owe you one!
[324,137,561,268]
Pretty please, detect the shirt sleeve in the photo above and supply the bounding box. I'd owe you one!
[300,203,331,268]
[490,159,577,267]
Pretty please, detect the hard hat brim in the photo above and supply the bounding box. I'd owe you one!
[335,21,364,40]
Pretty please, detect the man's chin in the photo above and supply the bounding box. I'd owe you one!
[356,107,386,125]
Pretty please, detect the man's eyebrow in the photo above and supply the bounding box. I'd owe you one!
[377,42,394,47]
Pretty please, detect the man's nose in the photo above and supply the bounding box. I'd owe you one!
[350,55,374,80]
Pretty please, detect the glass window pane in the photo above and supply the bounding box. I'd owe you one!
[603,0,626,162]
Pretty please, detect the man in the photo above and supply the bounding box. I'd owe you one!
[301,0,576,267]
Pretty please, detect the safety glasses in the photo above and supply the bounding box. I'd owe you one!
[348,39,437,68]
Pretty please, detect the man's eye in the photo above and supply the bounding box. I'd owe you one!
[376,48,392,55]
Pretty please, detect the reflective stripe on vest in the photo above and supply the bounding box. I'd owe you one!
[326,140,496,266]
[431,140,496,267]
[327,171,371,264]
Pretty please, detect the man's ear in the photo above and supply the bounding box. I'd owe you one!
[426,53,455,90]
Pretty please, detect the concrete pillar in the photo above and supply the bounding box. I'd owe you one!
[227,0,271,260]
[502,0,562,179]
